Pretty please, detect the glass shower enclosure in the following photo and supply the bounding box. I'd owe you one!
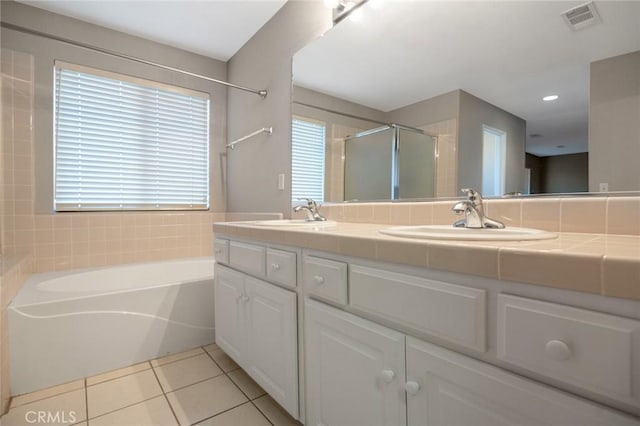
[344,125,437,201]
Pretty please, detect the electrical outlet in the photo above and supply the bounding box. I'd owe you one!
[599,183,608,192]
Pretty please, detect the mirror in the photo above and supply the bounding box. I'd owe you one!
[292,1,640,202]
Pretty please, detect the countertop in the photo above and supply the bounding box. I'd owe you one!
[213,221,640,301]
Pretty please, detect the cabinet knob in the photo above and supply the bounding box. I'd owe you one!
[241,295,250,303]
[545,339,571,361]
[313,275,325,284]
[271,263,281,271]
[381,370,395,383]
[405,381,420,395]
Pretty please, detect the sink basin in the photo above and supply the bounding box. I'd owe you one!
[379,225,557,241]
[250,219,337,227]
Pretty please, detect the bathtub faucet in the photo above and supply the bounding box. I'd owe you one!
[293,198,327,221]
[452,188,505,229]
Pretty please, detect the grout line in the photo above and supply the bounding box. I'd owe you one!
[190,400,255,426]
[150,363,180,426]
[8,382,86,410]
[151,349,206,369]
[251,396,275,426]
[159,372,226,395]
[202,345,240,374]
[85,394,164,422]
[223,369,273,426]
[85,362,152,388]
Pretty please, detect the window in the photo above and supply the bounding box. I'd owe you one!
[291,117,326,203]
[54,62,210,211]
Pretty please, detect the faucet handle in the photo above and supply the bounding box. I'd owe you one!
[460,188,482,204]
[297,197,318,209]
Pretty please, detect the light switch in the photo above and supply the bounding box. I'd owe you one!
[278,173,285,190]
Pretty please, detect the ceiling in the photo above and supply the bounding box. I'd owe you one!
[16,0,288,61]
[293,1,640,157]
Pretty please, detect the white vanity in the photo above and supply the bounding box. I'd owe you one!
[213,222,640,425]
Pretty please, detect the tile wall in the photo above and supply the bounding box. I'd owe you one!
[32,211,224,273]
[313,196,640,236]
[1,48,35,414]
[0,48,226,414]
[420,118,458,198]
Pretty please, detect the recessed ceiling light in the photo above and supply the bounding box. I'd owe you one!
[543,95,559,101]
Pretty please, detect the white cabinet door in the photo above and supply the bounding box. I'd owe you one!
[305,299,406,426]
[214,265,248,367]
[406,336,639,426]
[246,277,299,418]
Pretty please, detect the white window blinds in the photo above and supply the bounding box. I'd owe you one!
[291,118,326,204]
[54,62,210,211]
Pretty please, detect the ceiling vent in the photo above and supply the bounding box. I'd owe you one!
[562,2,602,31]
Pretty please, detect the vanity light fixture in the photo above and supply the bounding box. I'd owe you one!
[543,95,559,101]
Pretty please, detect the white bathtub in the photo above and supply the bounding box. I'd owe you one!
[9,257,215,395]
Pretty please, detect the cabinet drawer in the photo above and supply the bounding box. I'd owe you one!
[497,294,640,408]
[407,337,639,426]
[266,248,297,289]
[214,238,229,265]
[303,256,348,306]
[229,241,266,277]
[349,265,486,352]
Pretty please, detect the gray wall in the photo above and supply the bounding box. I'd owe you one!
[458,90,526,194]
[294,86,387,127]
[1,1,228,213]
[525,153,542,194]
[226,2,331,215]
[543,153,588,194]
[387,90,459,128]
[589,50,640,192]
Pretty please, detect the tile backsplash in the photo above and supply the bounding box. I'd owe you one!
[312,196,640,236]
[32,212,224,273]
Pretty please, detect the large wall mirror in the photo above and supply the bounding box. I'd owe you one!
[291,1,640,202]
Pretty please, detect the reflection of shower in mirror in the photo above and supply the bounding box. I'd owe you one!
[344,125,437,202]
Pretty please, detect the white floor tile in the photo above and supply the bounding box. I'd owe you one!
[10,379,84,409]
[205,347,240,373]
[154,353,223,392]
[89,396,177,426]
[151,348,204,367]
[196,402,271,426]
[2,389,86,426]
[166,375,247,426]
[87,369,162,418]
[86,362,151,386]
[227,369,266,400]
[254,395,301,426]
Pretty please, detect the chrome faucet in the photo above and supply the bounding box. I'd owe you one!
[293,198,327,221]
[452,189,505,229]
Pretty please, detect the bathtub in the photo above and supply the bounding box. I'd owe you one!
[9,257,215,395]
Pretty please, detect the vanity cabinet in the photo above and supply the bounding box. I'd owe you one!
[406,337,638,426]
[214,264,298,418]
[305,296,638,426]
[305,299,406,426]
[214,235,640,424]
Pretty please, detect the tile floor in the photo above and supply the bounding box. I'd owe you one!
[2,344,302,426]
